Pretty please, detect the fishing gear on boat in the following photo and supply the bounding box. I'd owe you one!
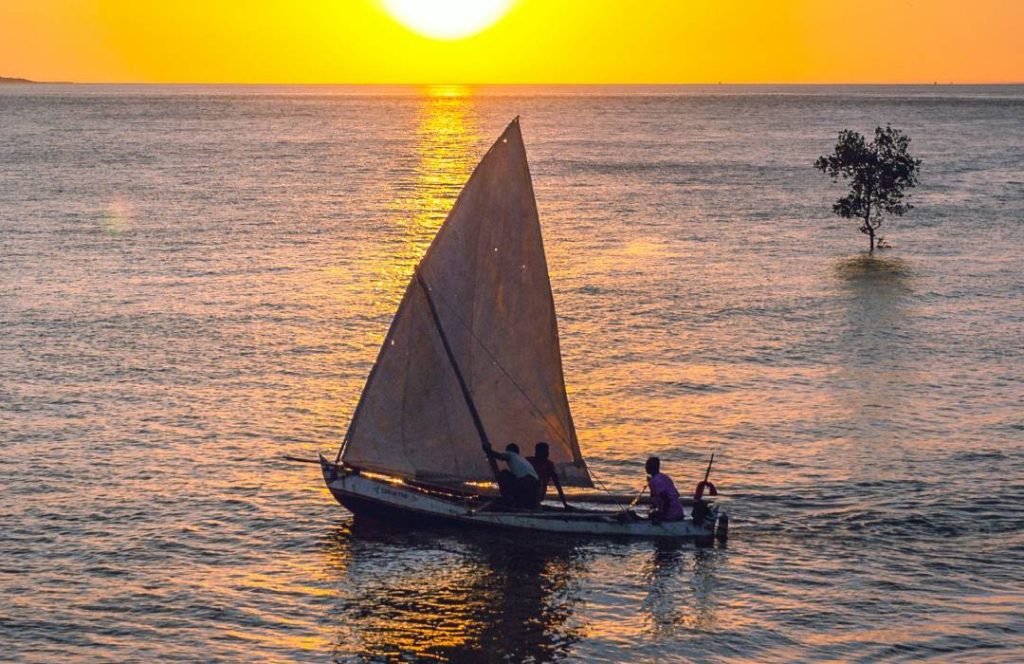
[693,452,718,500]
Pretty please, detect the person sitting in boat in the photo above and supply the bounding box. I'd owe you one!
[482,441,540,508]
[646,456,685,524]
[527,442,571,510]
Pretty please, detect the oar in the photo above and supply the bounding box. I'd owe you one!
[628,484,647,508]
[618,482,647,513]
[693,452,718,500]
[281,455,322,465]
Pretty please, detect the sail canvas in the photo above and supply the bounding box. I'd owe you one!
[342,118,592,487]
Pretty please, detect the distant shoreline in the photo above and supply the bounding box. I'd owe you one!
[0,76,73,84]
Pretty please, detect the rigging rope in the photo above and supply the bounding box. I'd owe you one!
[427,280,624,498]
[426,280,574,449]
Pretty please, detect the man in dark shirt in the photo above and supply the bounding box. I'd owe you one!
[527,442,571,510]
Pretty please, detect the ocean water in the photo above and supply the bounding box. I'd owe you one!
[1,84,1022,662]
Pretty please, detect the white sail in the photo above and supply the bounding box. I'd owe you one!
[341,118,592,487]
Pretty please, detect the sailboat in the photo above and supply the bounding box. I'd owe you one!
[319,118,727,540]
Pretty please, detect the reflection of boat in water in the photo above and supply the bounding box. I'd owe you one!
[320,118,727,541]
[324,520,585,661]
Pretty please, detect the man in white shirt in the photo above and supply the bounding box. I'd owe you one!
[482,441,540,508]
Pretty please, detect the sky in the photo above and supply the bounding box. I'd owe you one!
[2,0,1022,84]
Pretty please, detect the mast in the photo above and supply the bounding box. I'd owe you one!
[414,271,500,480]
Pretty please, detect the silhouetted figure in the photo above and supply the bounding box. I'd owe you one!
[484,442,540,508]
[527,442,571,509]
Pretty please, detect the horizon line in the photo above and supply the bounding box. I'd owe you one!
[7,80,1024,87]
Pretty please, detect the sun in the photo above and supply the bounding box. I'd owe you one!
[382,0,514,40]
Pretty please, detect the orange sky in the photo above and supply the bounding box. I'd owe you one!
[2,0,1022,84]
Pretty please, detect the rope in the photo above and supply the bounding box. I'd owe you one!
[427,281,573,449]
[579,462,623,501]
[423,275,622,501]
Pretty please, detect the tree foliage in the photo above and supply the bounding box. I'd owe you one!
[815,126,921,252]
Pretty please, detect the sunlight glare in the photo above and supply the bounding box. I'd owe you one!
[381,0,514,40]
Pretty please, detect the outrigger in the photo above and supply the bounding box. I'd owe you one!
[316,118,728,542]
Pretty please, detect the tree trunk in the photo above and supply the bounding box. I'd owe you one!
[864,199,874,254]
[864,207,875,253]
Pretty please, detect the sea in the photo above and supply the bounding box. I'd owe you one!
[1,84,1022,662]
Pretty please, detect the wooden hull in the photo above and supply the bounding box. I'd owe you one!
[320,456,725,540]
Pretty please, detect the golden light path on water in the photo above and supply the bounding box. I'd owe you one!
[374,85,482,297]
[248,87,503,658]
[318,88,549,659]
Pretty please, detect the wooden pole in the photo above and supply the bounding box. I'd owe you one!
[416,271,500,481]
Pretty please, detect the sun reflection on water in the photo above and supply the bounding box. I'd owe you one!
[373,85,481,302]
[315,87,594,661]
[101,197,135,235]
[274,86,485,465]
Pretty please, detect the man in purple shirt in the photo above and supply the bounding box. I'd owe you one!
[646,456,685,524]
